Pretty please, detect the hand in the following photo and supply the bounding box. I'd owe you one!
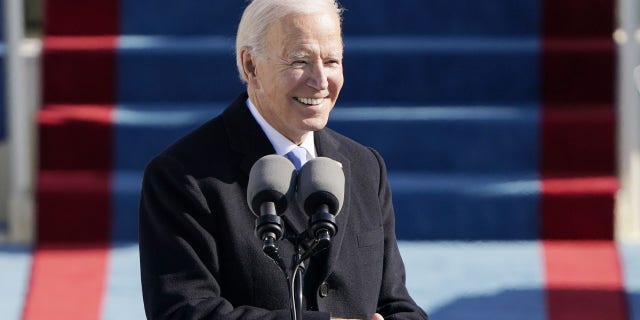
[331,313,384,320]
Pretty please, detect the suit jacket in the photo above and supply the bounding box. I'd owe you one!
[139,92,428,320]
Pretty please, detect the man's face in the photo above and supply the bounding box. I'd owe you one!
[249,11,344,144]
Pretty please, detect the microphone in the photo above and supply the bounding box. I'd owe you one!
[296,157,345,246]
[247,154,297,255]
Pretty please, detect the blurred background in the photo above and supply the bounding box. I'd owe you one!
[0,0,639,319]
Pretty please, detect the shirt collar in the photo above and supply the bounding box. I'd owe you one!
[246,98,316,160]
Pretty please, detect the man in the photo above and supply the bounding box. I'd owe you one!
[139,0,428,319]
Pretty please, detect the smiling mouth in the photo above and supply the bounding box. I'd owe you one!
[294,97,324,106]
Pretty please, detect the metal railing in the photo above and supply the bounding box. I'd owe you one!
[616,0,640,241]
[3,0,35,243]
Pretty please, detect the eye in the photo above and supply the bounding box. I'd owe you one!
[291,60,308,67]
[325,59,341,67]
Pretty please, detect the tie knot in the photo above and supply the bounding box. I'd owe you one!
[285,147,307,170]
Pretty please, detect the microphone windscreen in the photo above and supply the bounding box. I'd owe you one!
[297,157,345,216]
[247,154,297,216]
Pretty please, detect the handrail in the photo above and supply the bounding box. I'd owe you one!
[3,0,33,243]
[616,0,640,241]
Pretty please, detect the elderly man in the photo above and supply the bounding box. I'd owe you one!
[139,0,428,319]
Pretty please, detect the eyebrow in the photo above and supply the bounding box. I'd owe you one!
[286,50,343,61]
[287,51,311,60]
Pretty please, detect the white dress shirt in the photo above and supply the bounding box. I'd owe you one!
[246,98,317,164]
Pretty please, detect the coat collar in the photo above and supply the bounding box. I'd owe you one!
[222,92,276,177]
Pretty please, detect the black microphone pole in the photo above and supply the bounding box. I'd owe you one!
[293,246,304,320]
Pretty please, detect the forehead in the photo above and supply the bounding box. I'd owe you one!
[266,12,343,56]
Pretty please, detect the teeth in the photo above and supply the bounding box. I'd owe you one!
[296,97,324,105]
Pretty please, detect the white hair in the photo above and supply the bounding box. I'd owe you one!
[235,0,344,83]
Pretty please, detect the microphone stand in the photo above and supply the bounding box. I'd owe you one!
[289,212,336,320]
[256,202,337,320]
[260,224,335,320]
[248,155,341,320]
[292,245,304,320]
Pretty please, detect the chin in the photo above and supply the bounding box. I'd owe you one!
[302,118,329,131]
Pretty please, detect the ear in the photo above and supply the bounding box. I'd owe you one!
[241,48,260,88]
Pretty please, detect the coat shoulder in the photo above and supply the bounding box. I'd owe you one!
[322,127,385,168]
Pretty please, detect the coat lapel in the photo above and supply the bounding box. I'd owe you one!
[311,129,351,283]
[222,93,275,178]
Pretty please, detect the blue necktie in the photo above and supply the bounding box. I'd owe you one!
[285,147,307,170]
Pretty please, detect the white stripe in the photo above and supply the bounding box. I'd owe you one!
[102,243,146,320]
[330,106,539,121]
[399,241,545,319]
[0,246,32,320]
[621,243,640,320]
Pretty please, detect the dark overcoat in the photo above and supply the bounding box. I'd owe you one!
[139,93,428,320]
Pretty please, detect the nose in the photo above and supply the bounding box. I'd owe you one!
[306,62,329,90]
